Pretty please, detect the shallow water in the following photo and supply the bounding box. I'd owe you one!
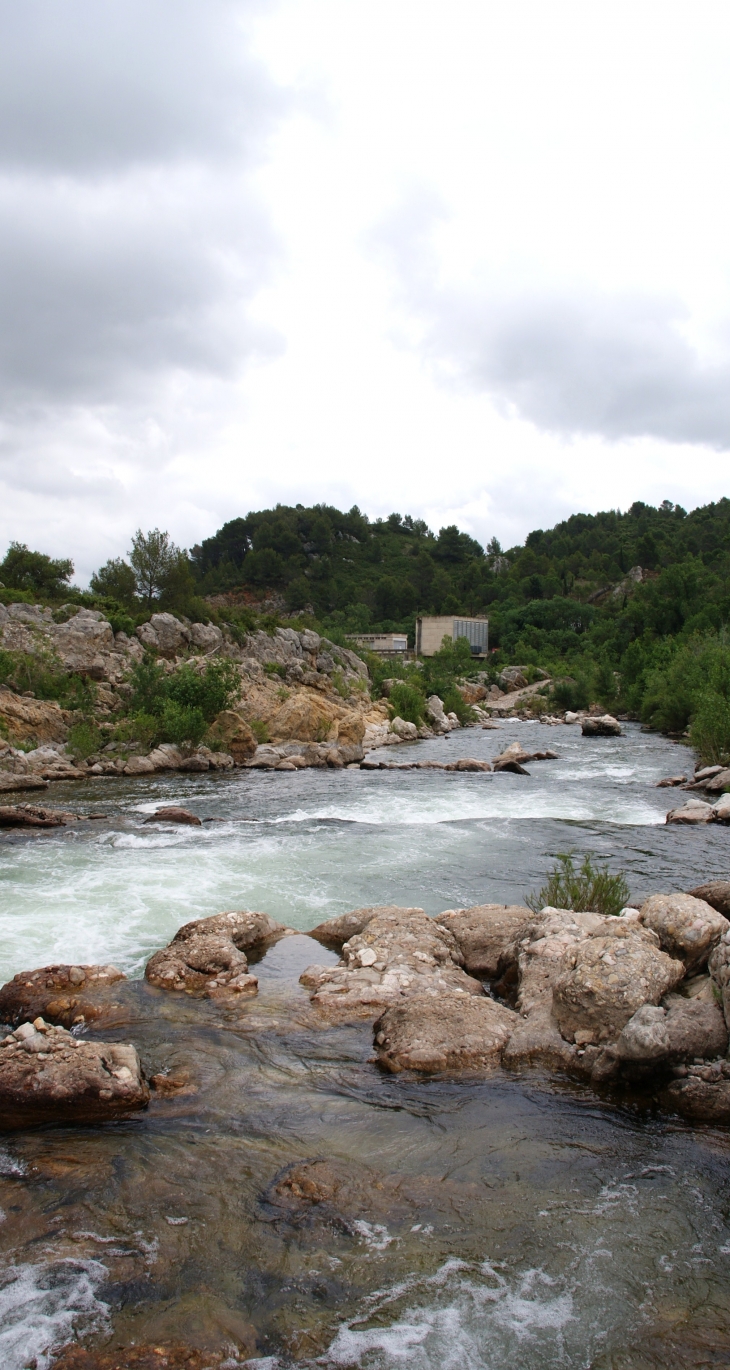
[0,721,729,1368]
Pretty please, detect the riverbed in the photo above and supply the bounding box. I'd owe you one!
[0,721,729,1368]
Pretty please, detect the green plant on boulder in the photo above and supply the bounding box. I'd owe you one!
[526,853,630,917]
[387,681,425,725]
[67,720,102,761]
[250,719,270,744]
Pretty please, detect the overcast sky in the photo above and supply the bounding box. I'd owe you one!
[1,0,729,582]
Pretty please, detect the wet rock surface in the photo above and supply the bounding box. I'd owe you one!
[374,993,518,1073]
[143,806,202,827]
[0,1018,149,1129]
[0,964,127,1028]
[145,910,288,996]
[689,879,730,917]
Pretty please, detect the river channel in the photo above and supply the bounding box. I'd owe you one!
[0,720,729,1368]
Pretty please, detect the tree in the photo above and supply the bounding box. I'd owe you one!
[90,557,137,608]
[0,542,74,596]
[129,529,180,609]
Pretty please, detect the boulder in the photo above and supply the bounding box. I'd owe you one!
[391,716,418,741]
[0,964,126,1029]
[0,804,76,828]
[425,695,448,731]
[713,793,730,823]
[136,612,191,657]
[189,622,223,652]
[448,758,491,772]
[502,1002,579,1074]
[492,741,533,766]
[146,742,185,770]
[708,929,730,1025]
[301,906,482,1022]
[580,715,621,736]
[662,1067,730,1123]
[0,1019,148,1130]
[0,687,69,745]
[435,904,534,980]
[458,683,488,705]
[666,799,714,824]
[493,759,530,774]
[266,692,365,746]
[307,905,416,949]
[655,775,687,788]
[639,893,729,974]
[123,756,156,775]
[499,667,528,692]
[374,993,517,1074]
[694,764,724,782]
[145,909,287,996]
[206,710,257,763]
[688,881,730,918]
[143,807,202,826]
[45,610,114,677]
[703,767,730,793]
[614,996,727,1069]
[552,926,685,1043]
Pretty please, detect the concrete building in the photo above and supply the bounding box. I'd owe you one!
[349,631,408,656]
[415,615,488,657]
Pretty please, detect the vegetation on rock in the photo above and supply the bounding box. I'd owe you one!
[526,854,631,918]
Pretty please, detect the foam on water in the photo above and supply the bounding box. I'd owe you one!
[0,1259,109,1370]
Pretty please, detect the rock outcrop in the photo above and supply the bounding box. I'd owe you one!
[145,910,288,997]
[0,964,126,1028]
[205,710,257,762]
[580,714,621,736]
[0,1018,149,1129]
[374,993,517,1073]
[435,904,534,981]
[0,687,69,745]
[552,926,684,1043]
[300,906,483,1021]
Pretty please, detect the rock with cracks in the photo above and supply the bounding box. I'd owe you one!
[552,924,684,1043]
[435,904,534,981]
[0,1018,149,1130]
[639,893,729,975]
[146,910,288,997]
[374,993,518,1073]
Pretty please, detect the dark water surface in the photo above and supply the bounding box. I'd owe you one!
[0,721,729,1367]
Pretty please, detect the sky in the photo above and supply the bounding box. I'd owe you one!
[1,0,729,583]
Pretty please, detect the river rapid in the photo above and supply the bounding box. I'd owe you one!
[0,720,729,1368]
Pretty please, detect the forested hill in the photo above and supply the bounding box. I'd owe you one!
[191,498,730,653]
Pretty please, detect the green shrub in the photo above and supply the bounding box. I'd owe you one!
[690,691,730,766]
[128,655,240,725]
[441,686,474,725]
[264,661,286,678]
[250,718,269,743]
[0,649,96,710]
[552,677,590,712]
[114,713,159,749]
[68,720,102,760]
[388,681,425,725]
[527,854,630,917]
[160,699,207,747]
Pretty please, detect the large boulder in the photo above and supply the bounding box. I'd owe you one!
[435,904,534,980]
[425,695,448,731]
[300,906,482,1021]
[136,612,191,657]
[499,667,528,692]
[552,926,685,1043]
[0,773,49,794]
[708,929,730,1026]
[0,1019,149,1129]
[614,996,728,1069]
[189,621,223,652]
[666,799,714,824]
[689,881,730,918]
[391,716,418,741]
[639,893,729,974]
[266,692,364,746]
[662,1067,730,1123]
[46,609,114,677]
[307,905,416,949]
[0,687,69,745]
[374,993,517,1074]
[0,803,72,827]
[0,964,126,1029]
[580,715,621,736]
[145,910,288,997]
[206,710,257,763]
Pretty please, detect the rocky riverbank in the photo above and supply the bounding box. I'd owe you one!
[3,883,730,1131]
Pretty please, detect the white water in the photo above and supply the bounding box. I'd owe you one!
[0,1260,109,1370]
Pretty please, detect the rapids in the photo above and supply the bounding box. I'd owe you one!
[0,720,728,1368]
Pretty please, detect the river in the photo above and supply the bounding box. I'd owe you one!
[0,720,729,1368]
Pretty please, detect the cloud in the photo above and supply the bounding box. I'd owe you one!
[377,197,730,450]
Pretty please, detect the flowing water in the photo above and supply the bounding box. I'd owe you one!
[0,721,729,1368]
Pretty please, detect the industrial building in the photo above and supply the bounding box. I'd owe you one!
[349,631,409,656]
[415,615,489,657]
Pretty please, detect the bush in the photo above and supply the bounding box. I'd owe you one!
[68,720,102,760]
[388,681,425,725]
[250,718,269,743]
[441,686,474,725]
[552,677,590,712]
[690,691,730,766]
[527,854,630,917]
[0,649,96,710]
[160,699,207,747]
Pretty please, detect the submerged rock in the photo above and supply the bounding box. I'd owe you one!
[145,909,288,996]
[0,1018,149,1129]
[0,964,126,1029]
[374,993,518,1073]
[0,803,76,828]
[143,806,202,826]
[639,893,729,974]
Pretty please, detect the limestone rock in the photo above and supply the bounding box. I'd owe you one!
[123,756,156,775]
[435,904,534,979]
[0,803,66,827]
[708,929,730,1025]
[0,773,49,794]
[206,710,257,763]
[688,881,730,918]
[425,695,448,731]
[499,667,528,692]
[189,621,223,652]
[552,928,684,1043]
[374,993,517,1073]
[639,893,729,974]
[493,759,530,774]
[714,793,730,823]
[146,742,185,770]
[615,996,727,1069]
[580,714,621,736]
[391,716,418,740]
[703,767,730,793]
[458,682,487,705]
[0,964,126,1030]
[143,807,202,826]
[662,1068,730,1123]
[665,799,714,824]
[492,741,533,766]
[0,1019,148,1129]
[145,909,287,996]
[656,775,688,787]
[136,612,191,657]
[266,691,365,746]
[501,1002,580,1074]
[302,906,482,1021]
